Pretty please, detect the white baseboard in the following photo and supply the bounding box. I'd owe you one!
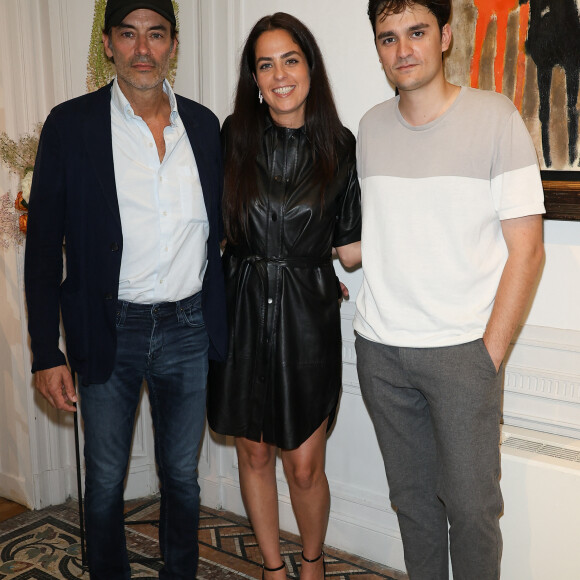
[199,473,223,509]
[124,464,159,501]
[0,472,33,509]
[32,466,75,509]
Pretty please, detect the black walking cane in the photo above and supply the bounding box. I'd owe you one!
[72,372,88,570]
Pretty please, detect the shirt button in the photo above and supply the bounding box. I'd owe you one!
[271,212,277,221]
[159,279,164,284]
[149,143,153,148]
[267,298,273,304]
[163,211,167,216]
[274,175,282,182]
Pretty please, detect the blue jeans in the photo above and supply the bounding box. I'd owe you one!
[79,292,209,580]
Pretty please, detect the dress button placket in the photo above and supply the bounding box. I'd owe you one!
[261,139,286,408]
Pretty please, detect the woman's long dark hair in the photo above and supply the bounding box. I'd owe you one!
[223,12,349,243]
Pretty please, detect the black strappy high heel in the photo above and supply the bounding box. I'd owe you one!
[262,561,286,580]
[301,551,325,578]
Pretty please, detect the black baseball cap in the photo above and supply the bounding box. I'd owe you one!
[104,0,176,30]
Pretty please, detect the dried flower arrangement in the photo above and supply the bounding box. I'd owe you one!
[0,124,41,245]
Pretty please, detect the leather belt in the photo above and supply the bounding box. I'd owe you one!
[228,249,331,268]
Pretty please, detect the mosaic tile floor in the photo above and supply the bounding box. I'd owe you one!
[0,497,407,579]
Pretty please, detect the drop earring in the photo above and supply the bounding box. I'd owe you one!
[258,89,263,104]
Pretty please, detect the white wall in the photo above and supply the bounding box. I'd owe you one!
[0,45,5,132]
[1,1,579,578]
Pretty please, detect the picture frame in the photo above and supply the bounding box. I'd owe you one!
[541,172,580,221]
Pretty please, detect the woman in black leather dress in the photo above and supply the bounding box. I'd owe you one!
[208,13,361,580]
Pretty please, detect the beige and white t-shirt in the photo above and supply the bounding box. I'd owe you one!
[354,86,545,348]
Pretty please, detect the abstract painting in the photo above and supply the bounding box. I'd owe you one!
[445,0,580,172]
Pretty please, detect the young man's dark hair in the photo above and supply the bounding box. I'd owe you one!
[367,0,452,36]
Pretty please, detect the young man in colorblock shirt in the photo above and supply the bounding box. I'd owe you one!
[354,1,545,578]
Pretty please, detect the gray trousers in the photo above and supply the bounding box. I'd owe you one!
[355,335,503,580]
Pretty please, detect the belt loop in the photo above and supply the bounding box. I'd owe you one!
[175,296,184,324]
[117,299,128,325]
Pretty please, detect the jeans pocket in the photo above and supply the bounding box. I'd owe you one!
[180,303,205,328]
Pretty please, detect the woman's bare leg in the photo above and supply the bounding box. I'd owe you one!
[281,419,329,580]
[235,437,287,579]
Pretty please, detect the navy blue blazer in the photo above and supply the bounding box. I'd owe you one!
[24,82,227,384]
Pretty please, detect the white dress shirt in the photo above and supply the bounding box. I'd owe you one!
[110,78,208,304]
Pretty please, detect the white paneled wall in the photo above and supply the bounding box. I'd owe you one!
[1,1,580,578]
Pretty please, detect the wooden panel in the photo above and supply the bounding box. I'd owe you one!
[542,172,580,221]
[0,497,28,523]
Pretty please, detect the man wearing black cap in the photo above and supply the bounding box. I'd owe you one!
[24,1,227,578]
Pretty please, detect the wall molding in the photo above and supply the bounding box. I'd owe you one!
[341,321,580,439]
[505,366,580,404]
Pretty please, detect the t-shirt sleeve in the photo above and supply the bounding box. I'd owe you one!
[491,109,546,220]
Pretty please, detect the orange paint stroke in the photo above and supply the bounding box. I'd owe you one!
[470,0,527,104]
[513,2,530,110]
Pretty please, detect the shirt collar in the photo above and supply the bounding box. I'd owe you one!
[264,111,306,136]
[111,77,179,126]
